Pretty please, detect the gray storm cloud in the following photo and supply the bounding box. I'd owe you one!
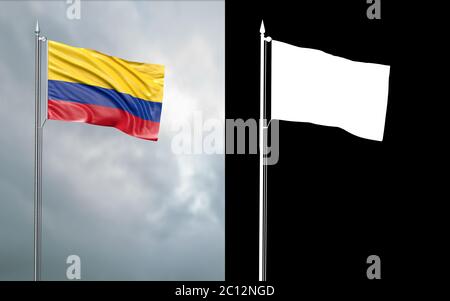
[0,1,224,280]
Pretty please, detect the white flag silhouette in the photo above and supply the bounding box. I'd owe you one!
[271,40,390,141]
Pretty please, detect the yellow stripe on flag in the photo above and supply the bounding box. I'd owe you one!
[48,40,164,103]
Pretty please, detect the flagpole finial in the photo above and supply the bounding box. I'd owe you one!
[260,20,265,34]
[35,20,40,34]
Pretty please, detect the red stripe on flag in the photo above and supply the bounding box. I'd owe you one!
[48,99,160,141]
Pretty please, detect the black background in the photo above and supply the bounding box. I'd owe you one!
[225,0,442,290]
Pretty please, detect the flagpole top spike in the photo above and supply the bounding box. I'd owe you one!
[35,20,40,34]
[260,20,265,34]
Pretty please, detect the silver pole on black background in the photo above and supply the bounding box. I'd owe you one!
[259,19,272,282]
[259,20,267,282]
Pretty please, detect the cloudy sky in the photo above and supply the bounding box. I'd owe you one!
[0,0,224,280]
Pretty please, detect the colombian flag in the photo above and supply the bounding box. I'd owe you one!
[47,40,164,140]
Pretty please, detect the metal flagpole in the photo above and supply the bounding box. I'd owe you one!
[259,20,271,281]
[34,20,43,281]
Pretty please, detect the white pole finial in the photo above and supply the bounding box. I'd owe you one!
[35,20,40,34]
[260,20,265,34]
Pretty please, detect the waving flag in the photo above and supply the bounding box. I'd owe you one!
[47,40,164,140]
[271,40,390,141]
